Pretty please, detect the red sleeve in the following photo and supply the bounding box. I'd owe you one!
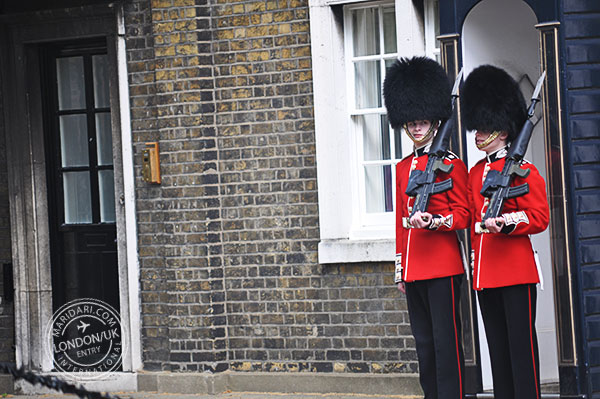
[395,161,406,257]
[502,163,550,235]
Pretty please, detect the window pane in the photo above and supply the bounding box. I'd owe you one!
[352,8,380,56]
[364,164,393,213]
[383,7,397,54]
[57,57,86,110]
[60,115,89,167]
[63,171,92,224]
[96,112,113,166]
[358,114,390,161]
[99,170,116,223]
[93,55,110,108]
[354,60,381,109]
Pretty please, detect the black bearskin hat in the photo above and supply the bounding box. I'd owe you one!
[462,65,527,141]
[383,56,452,129]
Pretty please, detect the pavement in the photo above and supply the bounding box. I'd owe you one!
[5,393,422,399]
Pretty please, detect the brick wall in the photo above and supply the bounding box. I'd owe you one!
[126,0,415,374]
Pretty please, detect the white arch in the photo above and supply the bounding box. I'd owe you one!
[461,0,559,391]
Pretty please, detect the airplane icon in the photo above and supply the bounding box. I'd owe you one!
[77,321,90,333]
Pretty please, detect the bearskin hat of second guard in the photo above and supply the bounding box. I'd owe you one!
[383,56,452,129]
[462,65,527,141]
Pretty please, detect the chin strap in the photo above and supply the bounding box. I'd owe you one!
[476,130,501,149]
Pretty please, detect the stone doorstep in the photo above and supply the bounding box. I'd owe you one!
[4,371,422,396]
[137,371,423,396]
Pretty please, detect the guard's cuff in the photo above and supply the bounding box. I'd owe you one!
[501,211,529,234]
[427,214,453,230]
[394,253,403,283]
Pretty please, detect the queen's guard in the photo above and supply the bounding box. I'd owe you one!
[383,56,469,399]
[463,65,550,399]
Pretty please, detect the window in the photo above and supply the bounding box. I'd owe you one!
[310,0,440,263]
[344,3,412,236]
[424,0,440,62]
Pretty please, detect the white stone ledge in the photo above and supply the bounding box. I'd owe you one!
[318,239,395,264]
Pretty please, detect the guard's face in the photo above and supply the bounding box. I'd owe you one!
[475,130,508,152]
[405,120,435,145]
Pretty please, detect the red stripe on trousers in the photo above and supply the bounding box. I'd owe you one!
[528,286,539,399]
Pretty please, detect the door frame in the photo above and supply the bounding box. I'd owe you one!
[0,4,141,389]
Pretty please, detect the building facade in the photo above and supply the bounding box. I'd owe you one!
[0,0,598,397]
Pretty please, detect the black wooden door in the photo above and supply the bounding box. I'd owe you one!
[41,40,120,312]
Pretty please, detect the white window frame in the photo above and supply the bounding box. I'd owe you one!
[309,0,438,263]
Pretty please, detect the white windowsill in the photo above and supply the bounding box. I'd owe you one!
[318,238,395,264]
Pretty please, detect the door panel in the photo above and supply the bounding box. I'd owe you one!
[42,40,120,313]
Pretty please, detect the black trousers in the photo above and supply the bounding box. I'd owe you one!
[406,275,465,399]
[477,284,540,399]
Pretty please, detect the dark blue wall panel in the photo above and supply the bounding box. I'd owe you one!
[574,168,600,188]
[567,67,600,89]
[582,267,600,290]
[581,240,600,264]
[579,219,600,239]
[571,143,600,163]
[564,14,600,39]
[568,91,600,114]
[570,117,600,139]
[566,39,600,64]
[564,0,600,13]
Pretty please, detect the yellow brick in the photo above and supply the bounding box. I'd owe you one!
[175,20,196,30]
[247,51,270,61]
[235,53,248,62]
[151,10,163,21]
[154,35,165,45]
[261,13,273,24]
[232,4,244,13]
[250,14,261,25]
[274,11,293,22]
[232,15,250,25]
[293,46,311,57]
[231,65,249,75]
[176,44,198,55]
[372,363,382,372]
[151,0,172,8]
[184,8,196,18]
[266,0,277,10]
[232,88,252,99]
[232,362,252,371]
[173,0,195,6]
[292,21,310,32]
[154,22,174,33]
[246,26,268,37]
[234,28,246,38]
[333,363,345,373]
[217,29,234,40]
[169,10,179,19]
[155,46,176,57]
[281,48,291,59]
[180,93,202,102]
[297,71,312,81]
[299,59,311,69]
[155,70,176,80]
[230,40,247,51]
[278,23,291,34]
[246,1,266,12]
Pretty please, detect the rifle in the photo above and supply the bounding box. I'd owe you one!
[478,71,546,232]
[405,68,464,219]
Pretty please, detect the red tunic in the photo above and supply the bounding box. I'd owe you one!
[395,151,470,282]
[468,155,550,290]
